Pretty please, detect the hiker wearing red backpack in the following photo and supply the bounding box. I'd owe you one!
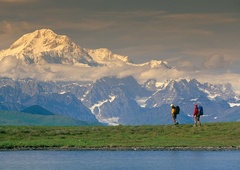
[193,104,202,126]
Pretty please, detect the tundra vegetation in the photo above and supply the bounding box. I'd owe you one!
[0,122,239,150]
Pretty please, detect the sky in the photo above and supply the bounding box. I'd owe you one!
[0,0,240,91]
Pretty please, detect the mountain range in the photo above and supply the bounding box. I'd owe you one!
[0,29,239,125]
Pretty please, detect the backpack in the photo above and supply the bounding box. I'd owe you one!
[198,106,203,115]
[175,106,180,114]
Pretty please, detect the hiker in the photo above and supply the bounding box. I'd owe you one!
[170,104,179,125]
[193,104,202,126]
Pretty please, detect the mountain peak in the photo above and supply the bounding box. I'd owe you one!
[33,29,56,36]
[135,60,172,69]
[0,29,97,65]
[9,28,78,53]
[26,29,57,38]
[0,29,134,66]
[87,48,133,64]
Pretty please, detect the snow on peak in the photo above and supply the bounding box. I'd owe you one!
[0,29,96,65]
[9,29,81,54]
[148,60,171,68]
[87,48,132,64]
[135,60,172,69]
[0,29,134,66]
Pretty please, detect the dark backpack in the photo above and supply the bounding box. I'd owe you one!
[198,106,203,115]
[175,106,180,114]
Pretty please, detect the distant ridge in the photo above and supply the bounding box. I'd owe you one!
[21,105,54,115]
[0,110,103,126]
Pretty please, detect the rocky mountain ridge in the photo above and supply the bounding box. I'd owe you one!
[0,76,239,125]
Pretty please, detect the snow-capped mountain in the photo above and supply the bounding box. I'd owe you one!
[142,78,240,123]
[144,78,237,108]
[0,29,99,66]
[0,29,134,67]
[81,76,152,125]
[86,48,133,65]
[132,60,172,69]
[0,28,177,86]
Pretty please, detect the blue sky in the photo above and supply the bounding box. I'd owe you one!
[0,0,240,91]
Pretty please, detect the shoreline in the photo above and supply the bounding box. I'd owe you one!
[1,146,240,151]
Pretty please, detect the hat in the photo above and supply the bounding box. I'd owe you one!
[170,104,174,107]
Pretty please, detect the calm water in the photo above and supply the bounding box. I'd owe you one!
[0,150,239,170]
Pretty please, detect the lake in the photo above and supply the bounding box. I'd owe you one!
[0,150,239,170]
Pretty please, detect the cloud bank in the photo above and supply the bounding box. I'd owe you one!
[203,54,232,70]
[1,55,239,94]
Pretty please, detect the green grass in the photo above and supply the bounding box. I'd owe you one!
[0,122,239,150]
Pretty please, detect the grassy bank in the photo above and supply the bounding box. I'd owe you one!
[0,122,239,150]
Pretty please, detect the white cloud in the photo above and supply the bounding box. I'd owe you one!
[175,60,196,71]
[0,55,19,72]
[203,53,232,70]
[0,57,239,94]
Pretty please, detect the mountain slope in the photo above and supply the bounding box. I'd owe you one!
[86,48,132,65]
[0,29,97,66]
[0,110,102,126]
[82,76,153,125]
[21,105,54,115]
[0,80,99,124]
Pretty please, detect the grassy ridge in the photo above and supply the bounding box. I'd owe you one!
[0,122,239,150]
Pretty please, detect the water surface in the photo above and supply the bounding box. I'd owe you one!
[0,150,239,170]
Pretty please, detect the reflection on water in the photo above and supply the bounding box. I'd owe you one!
[0,150,239,170]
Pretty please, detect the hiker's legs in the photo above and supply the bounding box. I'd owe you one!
[172,117,176,124]
[198,117,201,126]
[172,114,178,124]
[194,116,197,126]
[194,116,201,126]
